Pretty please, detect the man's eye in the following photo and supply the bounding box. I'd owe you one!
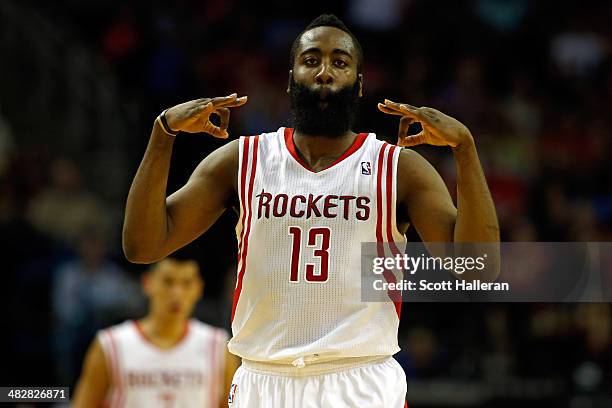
[304,58,318,66]
[334,60,348,67]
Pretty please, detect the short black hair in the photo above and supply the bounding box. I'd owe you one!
[289,14,364,74]
[147,257,201,276]
[147,246,201,275]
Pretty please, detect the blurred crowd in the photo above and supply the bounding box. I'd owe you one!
[1,0,612,405]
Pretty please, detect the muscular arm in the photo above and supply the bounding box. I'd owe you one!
[71,339,109,408]
[397,146,500,280]
[379,99,499,279]
[122,121,238,263]
[123,95,246,263]
[396,149,457,241]
[452,138,499,243]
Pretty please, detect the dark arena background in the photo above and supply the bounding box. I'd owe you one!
[1,0,612,407]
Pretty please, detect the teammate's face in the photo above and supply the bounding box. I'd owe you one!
[289,26,362,137]
[143,259,203,320]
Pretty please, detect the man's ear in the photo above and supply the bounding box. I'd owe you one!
[287,70,293,94]
[358,74,363,97]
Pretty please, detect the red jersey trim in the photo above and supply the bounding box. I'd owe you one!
[375,144,387,244]
[236,137,250,260]
[385,145,401,256]
[132,320,191,351]
[385,144,403,318]
[283,127,368,173]
[232,135,260,321]
[375,143,402,318]
[106,329,125,408]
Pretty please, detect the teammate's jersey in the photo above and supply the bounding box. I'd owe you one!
[98,319,228,408]
[229,127,406,365]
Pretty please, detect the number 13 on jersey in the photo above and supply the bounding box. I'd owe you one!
[288,226,331,283]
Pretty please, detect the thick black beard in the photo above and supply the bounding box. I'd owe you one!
[289,78,360,138]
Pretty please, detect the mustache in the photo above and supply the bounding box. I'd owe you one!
[288,78,360,137]
[290,80,357,103]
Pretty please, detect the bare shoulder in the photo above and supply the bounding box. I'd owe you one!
[398,147,428,167]
[190,139,240,192]
[89,336,111,383]
[84,336,108,374]
[194,139,239,174]
[397,148,443,189]
[72,336,110,407]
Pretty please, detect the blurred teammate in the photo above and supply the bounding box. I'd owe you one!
[122,14,499,407]
[72,258,238,408]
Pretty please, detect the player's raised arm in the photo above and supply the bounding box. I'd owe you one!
[378,100,500,280]
[123,95,247,264]
[71,338,109,408]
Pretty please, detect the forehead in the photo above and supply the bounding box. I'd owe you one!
[297,26,356,56]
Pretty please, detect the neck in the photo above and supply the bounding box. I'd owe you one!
[293,129,357,171]
[139,314,187,342]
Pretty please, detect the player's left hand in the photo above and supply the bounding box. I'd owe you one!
[378,99,473,148]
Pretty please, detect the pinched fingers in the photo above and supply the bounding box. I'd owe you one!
[382,99,433,124]
[195,95,246,138]
[398,130,429,147]
[195,101,215,115]
[194,103,220,138]
[193,94,247,116]
[377,103,404,116]
[222,96,248,108]
[380,100,469,147]
[398,116,413,139]
[216,107,230,134]
[211,94,248,108]
[201,118,227,138]
[163,94,247,135]
[384,99,418,111]
[204,109,231,139]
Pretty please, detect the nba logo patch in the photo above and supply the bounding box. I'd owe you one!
[228,383,238,404]
[361,161,371,175]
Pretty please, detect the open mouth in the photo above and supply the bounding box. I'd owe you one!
[316,88,332,109]
[318,87,331,100]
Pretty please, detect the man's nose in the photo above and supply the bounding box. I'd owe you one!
[315,63,333,85]
[170,285,183,297]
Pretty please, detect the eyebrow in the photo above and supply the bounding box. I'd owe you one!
[299,47,353,59]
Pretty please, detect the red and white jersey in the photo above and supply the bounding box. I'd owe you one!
[98,319,228,408]
[229,127,406,365]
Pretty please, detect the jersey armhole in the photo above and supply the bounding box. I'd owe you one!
[391,147,408,242]
[95,330,116,395]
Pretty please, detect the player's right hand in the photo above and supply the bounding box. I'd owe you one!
[164,93,248,138]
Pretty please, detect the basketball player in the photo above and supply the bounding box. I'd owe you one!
[72,258,238,408]
[122,14,499,407]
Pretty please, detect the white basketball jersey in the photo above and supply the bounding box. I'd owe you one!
[229,127,406,365]
[98,319,228,408]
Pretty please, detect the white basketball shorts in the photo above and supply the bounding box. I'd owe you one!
[227,356,407,408]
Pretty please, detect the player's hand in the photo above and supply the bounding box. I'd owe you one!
[377,99,473,148]
[164,93,248,138]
